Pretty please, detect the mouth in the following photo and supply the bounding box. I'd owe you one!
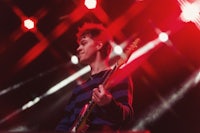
[78,52,84,55]
[77,52,84,58]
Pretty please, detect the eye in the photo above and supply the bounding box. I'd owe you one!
[80,40,87,46]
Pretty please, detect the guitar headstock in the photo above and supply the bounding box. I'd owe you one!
[116,38,140,67]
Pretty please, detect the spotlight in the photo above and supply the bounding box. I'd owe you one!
[158,32,169,42]
[180,1,200,22]
[22,18,37,31]
[71,55,79,64]
[114,45,123,55]
[84,0,97,9]
[24,19,34,29]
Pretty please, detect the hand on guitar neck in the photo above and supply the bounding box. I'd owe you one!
[92,85,112,106]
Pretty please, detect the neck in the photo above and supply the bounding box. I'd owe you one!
[90,59,110,75]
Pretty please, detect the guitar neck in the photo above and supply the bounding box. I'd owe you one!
[101,65,117,90]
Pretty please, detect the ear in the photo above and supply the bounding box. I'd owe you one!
[96,41,103,50]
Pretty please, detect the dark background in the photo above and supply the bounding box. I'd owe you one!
[0,0,200,132]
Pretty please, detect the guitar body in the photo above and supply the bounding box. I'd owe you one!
[71,118,89,133]
[70,101,96,133]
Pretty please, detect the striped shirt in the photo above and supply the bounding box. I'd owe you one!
[56,70,134,132]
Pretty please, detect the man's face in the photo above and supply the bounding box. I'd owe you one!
[76,34,97,64]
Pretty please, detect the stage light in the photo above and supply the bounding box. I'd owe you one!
[23,19,35,30]
[71,55,79,64]
[84,0,97,9]
[158,32,169,42]
[22,18,37,32]
[179,1,200,22]
[114,45,123,55]
[22,97,41,110]
[44,65,91,96]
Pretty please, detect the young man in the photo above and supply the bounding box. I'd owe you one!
[56,23,134,132]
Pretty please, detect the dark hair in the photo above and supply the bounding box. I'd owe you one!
[76,23,112,59]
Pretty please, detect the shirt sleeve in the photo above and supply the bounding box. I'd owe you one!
[101,77,134,125]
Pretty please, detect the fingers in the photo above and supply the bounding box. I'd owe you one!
[98,85,104,93]
[92,85,112,106]
[92,87,102,103]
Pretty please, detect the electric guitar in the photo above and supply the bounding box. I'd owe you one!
[70,38,140,133]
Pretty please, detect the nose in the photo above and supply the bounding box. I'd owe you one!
[76,45,82,54]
